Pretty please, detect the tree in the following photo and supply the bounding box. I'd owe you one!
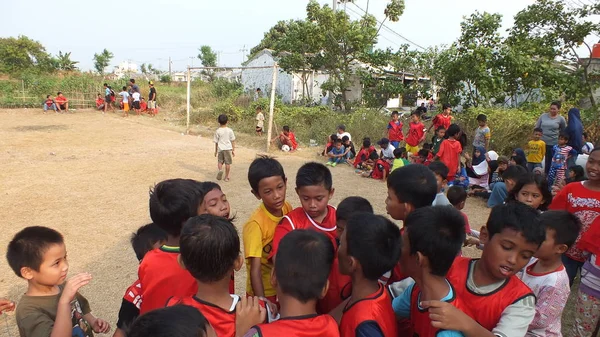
[93,49,113,75]
[0,35,54,75]
[147,64,160,75]
[55,51,78,71]
[198,45,218,81]
[249,21,295,58]
[140,63,148,75]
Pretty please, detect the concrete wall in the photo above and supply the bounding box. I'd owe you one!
[241,52,293,103]
[581,58,600,109]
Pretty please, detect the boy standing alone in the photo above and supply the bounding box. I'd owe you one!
[526,128,546,172]
[148,81,157,115]
[214,114,236,182]
[255,107,264,136]
[473,114,491,151]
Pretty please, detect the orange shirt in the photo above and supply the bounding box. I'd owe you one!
[55,96,68,104]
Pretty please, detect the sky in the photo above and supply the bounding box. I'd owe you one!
[1,0,596,72]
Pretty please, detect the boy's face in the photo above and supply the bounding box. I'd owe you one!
[392,114,399,121]
[534,228,564,260]
[437,129,446,138]
[587,150,600,181]
[296,184,333,220]
[444,107,451,115]
[337,229,352,276]
[478,120,486,127]
[336,219,347,239]
[481,228,538,280]
[434,174,446,193]
[380,143,388,149]
[498,162,508,172]
[411,115,419,123]
[516,183,544,210]
[399,229,419,279]
[569,170,576,179]
[533,131,542,141]
[283,130,289,136]
[198,188,230,219]
[335,142,342,150]
[386,187,408,221]
[337,129,344,135]
[23,243,69,287]
[253,176,287,215]
[558,137,567,146]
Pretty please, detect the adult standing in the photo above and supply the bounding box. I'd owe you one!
[535,101,566,174]
[148,81,157,115]
[566,107,584,168]
[129,78,140,94]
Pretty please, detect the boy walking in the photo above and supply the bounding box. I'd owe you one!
[214,114,236,182]
[119,86,130,117]
[473,114,491,151]
[526,128,546,172]
[8,226,111,337]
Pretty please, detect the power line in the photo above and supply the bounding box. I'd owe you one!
[345,6,405,49]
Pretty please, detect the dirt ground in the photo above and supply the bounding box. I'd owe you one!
[0,108,493,335]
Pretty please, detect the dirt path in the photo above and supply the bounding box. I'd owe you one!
[0,109,489,335]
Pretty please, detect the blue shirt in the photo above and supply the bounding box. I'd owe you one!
[329,146,345,156]
[105,88,111,96]
[392,281,465,337]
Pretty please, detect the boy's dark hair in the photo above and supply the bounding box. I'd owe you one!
[336,197,373,222]
[131,223,168,261]
[7,226,64,277]
[559,132,570,141]
[57,91,62,95]
[256,106,262,111]
[476,114,487,122]
[362,138,371,148]
[393,147,406,159]
[422,143,432,151]
[486,202,545,246]
[443,103,452,110]
[405,206,466,276]
[128,305,209,337]
[335,138,343,144]
[180,215,239,282]
[551,101,562,109]
[46,94,51,98]
[275,230,334,302]
[337,124,346,132]
[346,213,401,280]
[217,114,228,125]
[502,165,528,182]
[330,134,338,142]
[570,165,586,182]
[540,211,581,249]
[418,149,430,158]
[436,126,446,133]
[507,173,552,211]
[411,110,421,117]
[391,111,399,116]
[130,78,136,83]
[428,161,449,180]
[533,128,543,133]
[387,164,437,208]
[248,156,286,192]
[296,162,332,191]
[342,136,349,142]
[447,186,467,206]
[103,83,108,86]
[283,125,290,132]
[123,86,127,91]
[149,179,203,237]
[447,124,461,137]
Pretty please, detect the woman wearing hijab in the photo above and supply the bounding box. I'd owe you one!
[466,146,490,187]
[566,107,584,168]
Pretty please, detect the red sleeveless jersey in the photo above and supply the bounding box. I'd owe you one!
[447,257,534,331]
[339,284,397,337]
[388,121,404,142]
[254,314,339,337]
[166,295,238,337]
[432,114,452,131]
[409,282,464,337]
[317,254,352,314]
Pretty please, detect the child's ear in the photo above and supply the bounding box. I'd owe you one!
[480,226,490,245]
[404,203,415,216]
[328,188,335,200]
[177,255,187,270]
[234,255,243,272]
[556,243,569,255]
[251,189,261,200]
[459,201,466,209]
[20,267,34,280]
[416,252,427,269]
[319,280,330,300]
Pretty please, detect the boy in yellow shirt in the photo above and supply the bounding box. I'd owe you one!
[243,156,292,309]
[526,128,546,172]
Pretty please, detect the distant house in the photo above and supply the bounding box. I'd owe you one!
[113,61,139,79]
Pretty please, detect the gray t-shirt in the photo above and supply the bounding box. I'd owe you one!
[535,113,566,146]
[473,126,491,148]
[213,127,236,151]
[16,288,92,337]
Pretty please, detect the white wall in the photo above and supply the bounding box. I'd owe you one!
[241,52,293,103]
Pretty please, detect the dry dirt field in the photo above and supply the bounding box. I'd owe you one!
[0,108,494,335]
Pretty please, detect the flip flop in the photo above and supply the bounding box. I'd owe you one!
[216,171,224,180]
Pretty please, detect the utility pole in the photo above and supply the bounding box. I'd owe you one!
[217,51,222,67]
[240,45,248,65]
[168,57,172,77]
[333,0,337,11]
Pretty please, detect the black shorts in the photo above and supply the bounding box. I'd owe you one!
[105,95,111,103]
[132,101,141,109]
[256,126,263,132]
[59,104,67,110]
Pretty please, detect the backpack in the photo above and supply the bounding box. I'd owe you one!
[371,159,390,180]
[110,89,116,97]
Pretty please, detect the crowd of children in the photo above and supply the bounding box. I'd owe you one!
[4,100,600,337]
[97,80,157,116]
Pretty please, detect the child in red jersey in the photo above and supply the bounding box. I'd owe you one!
[138,179,204,314]
[422,202,545,337]
[435,124,463,182]
[167,215,245,337]
[240,230,339,337]
[387,110,404,148]
[392,206,466,337]
[129,305,217,337]
[113,223,167,337]
[243,157,292,308]
[338,213,400,337]
[270,162,340,313]
[405,110,426,155]
[429,103,453,134]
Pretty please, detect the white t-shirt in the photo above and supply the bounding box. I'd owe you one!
[132,92,141,102]
[380,144,396,159]
[338,132,351,142]
[119,91,130,103]
[213,127,236,151]
[256,112,265,128]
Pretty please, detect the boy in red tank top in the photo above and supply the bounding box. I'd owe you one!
[240,230,339,337]
[166,215,245,337]
[338,213,401,337]
[392,206,466,337]
[387,111,404,148]
[421,202,545,337]
[129,305,217,337]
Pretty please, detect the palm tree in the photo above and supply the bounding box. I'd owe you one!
[56,51,79,71]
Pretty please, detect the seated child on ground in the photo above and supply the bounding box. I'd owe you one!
[377,138,396,162]
[429,161,451,206]
[129,304,216,337]
[353,138,378,170]
[114,223,167,337]
[339,213,401,337]
[139,179,203,314]
[423,202,545,337]
[243,156,292,306]
[447,186,479,247]
[486,165,528,208]
[322,134,338,156]
[506,173,552,212]
[8,226,110,337]
[448,163,469,189]
[95,94,105,110]
[342,136,355,161]
[393,206,467,337]
[276,126,298,151]
[167,215,245,337]
[240,230,339,337]
[391,147,409,172]
[140,98,148,112]
[327,139,346,167]
[517,211,581,337]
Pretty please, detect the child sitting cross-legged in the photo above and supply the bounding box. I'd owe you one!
[393,206,467,337]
